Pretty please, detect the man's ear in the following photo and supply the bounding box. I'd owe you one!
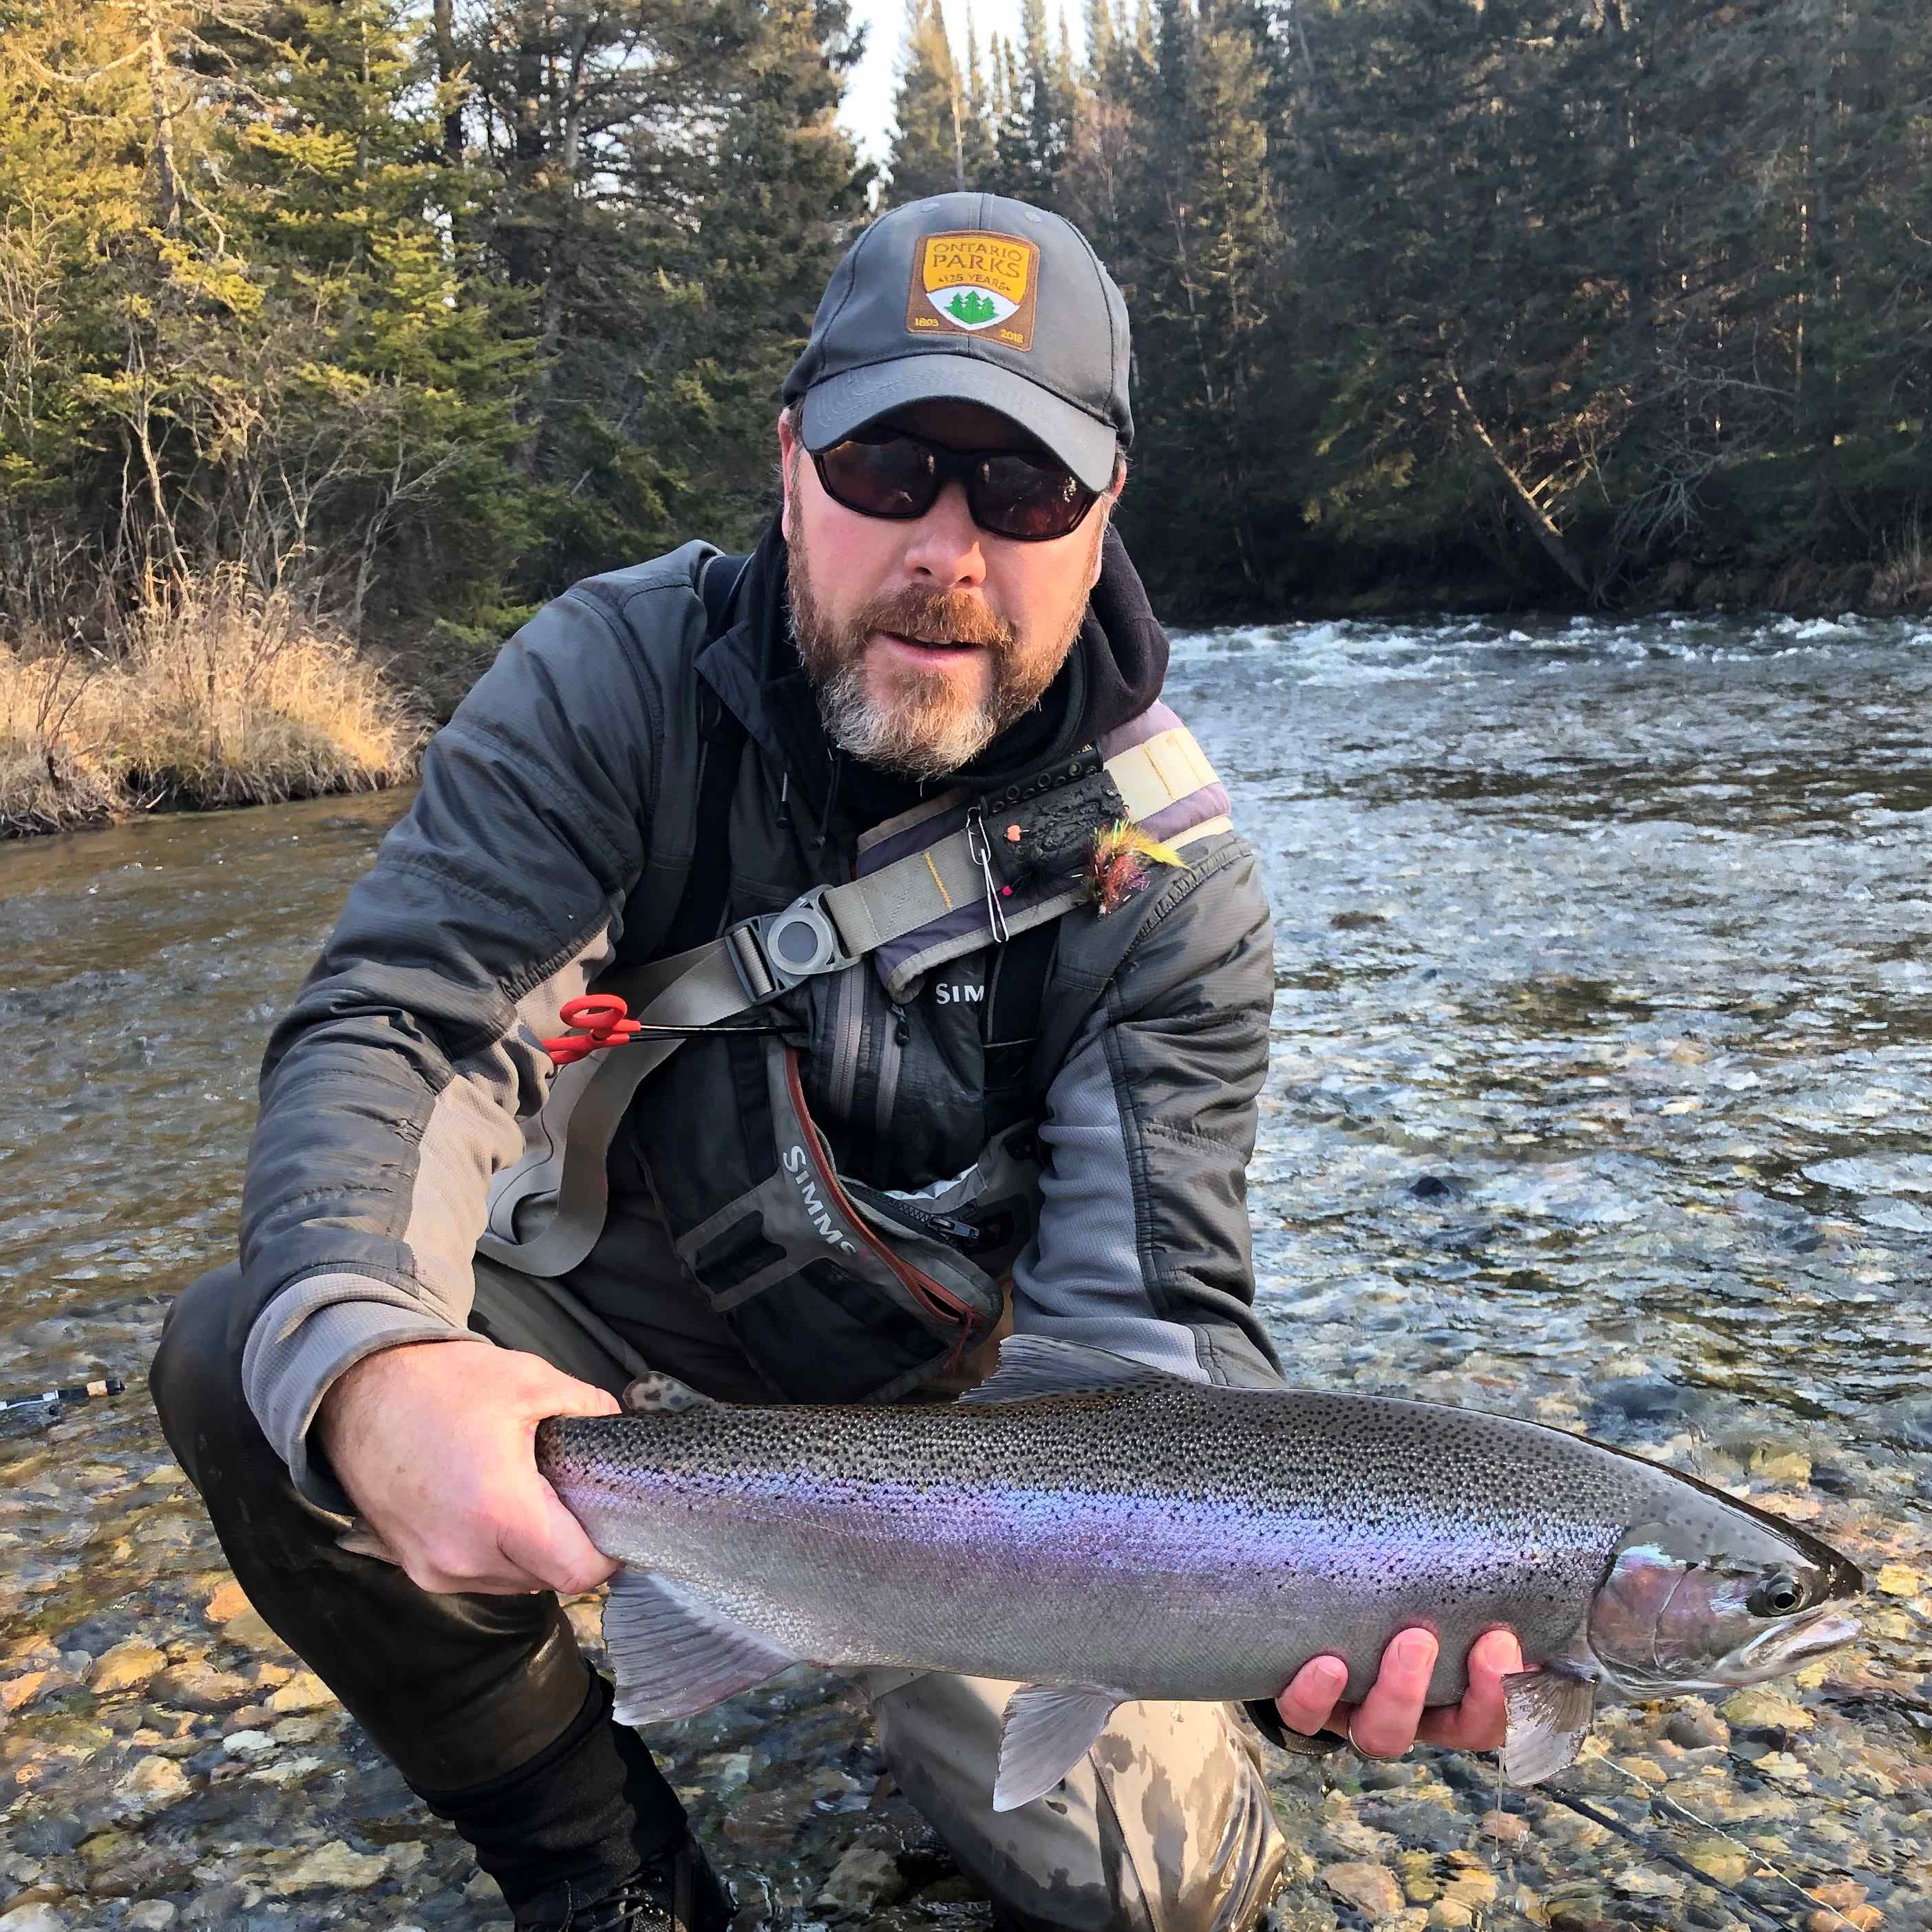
[777,410,798,542]
[1088,456,1126,587]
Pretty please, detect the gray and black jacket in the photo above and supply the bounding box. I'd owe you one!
[236,520,1282,1508]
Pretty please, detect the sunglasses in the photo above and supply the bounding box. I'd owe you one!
[810,429,1102,542]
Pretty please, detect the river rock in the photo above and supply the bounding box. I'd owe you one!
[1322,1862,1406,1923]
[1681,1836,1750,1885]
[1440,1859,1496,1910]
[1478,1810,1530,1846]
[111,1754,191,1820]
[152,1662,250,1712]
[272,1843,388,1893]
[1665,1706,1730,1750]
[89,1642,167,1696]
[125,1907,177,1929]
[202,1581,251,1624]
[1808,1880,1871,1914]
[0,1669,78,1715]
[0,1907,72,1931]
[814,1845,904,1918]
[1609,1865,1684,1902]
[264,1670,336,1715]
[213,1609,288,1655]
[1721,1688,1812,1734]
[1748,1444,1812,1486]
[80,1829,139,1869]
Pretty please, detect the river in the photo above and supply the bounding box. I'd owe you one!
[1,608,1929,1930]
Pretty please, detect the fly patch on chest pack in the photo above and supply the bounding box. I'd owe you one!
[852,752,1128,1004]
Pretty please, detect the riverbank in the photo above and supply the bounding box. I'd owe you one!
[0,575,421,839]
[6,553,1930,841]
[1155,546,1932,628]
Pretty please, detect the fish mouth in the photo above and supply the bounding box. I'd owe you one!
[1732,1603,1862,1678]
[1605,1604,1864,1698]
[1779,1606,1861,1661]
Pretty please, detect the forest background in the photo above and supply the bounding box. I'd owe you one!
[0,0,1928,828]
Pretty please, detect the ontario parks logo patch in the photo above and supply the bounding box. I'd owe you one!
[906,231,1040,350]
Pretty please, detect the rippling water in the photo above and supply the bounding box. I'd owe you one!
[1158,611,1932,1459]
[1,610,1929,1927]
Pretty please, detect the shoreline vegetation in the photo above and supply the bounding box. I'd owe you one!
[0,573,421,840]
[5,561,1925,843]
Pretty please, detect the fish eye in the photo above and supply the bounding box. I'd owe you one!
[1748,1573,1806,1617]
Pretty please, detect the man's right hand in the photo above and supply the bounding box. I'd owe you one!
[316,1341,623,1597]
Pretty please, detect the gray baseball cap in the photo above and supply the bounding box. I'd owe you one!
[782,192,1134,495]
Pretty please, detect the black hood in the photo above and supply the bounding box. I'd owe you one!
[716,513,1169,840]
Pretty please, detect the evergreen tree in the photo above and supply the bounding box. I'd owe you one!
[887,0,966,200]
[988,0,1072,200]
[957,4,999,185]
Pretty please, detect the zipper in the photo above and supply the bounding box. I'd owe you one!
[783,1051,979,1333]
[874,997,907,1143]
[829,966,863,1122]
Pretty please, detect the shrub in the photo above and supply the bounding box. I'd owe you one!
[1,570,423,837]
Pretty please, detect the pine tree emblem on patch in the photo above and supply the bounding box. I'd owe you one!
[906,231,1040,350]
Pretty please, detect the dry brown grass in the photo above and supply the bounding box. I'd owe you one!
[1871,514,1932,615]
[1,570,423,837]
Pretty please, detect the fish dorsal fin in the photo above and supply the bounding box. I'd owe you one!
[959,1336,1182,1408]
[622,1372,716,1415]
[1500,1664,1598,1785]
[603,1570,798,1726]
[994,1684,1128,1812]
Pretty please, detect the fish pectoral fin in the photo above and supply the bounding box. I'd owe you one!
[603,1569,797,1726]
[336,1520,403,1566]
[621,1372,716,1415]
[960,1336,1180,1408]
[1500,1665,1597,1786]
[993,1684,1128,1812]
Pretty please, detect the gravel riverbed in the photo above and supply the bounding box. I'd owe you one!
[3,610,1930,1931]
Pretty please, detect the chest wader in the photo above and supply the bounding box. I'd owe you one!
[478,558,1235,1403]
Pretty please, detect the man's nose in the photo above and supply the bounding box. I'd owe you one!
[902,480,987,587]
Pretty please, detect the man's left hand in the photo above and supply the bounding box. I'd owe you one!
[1274,1626,1524,1757]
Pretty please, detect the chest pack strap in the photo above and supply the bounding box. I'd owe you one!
[476,665,1232,1277]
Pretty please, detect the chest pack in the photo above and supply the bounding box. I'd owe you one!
[477,552,1235,1402]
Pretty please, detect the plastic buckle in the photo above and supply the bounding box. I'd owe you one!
[728,887,857,997]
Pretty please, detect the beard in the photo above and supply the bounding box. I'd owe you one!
[787,521,1098,781]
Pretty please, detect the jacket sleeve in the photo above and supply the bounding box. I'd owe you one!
[235,571,687,1509]
[1011,835,1283,1388]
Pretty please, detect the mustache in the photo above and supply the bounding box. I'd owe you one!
[854,586,1016,653]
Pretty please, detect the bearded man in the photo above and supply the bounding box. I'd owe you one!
[151,193,1521,1932]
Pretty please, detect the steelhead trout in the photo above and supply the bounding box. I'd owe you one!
[524,1337,1863,1809]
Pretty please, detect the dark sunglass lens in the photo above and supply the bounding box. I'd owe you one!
[973,454,1095,540]
[819,437,936,519]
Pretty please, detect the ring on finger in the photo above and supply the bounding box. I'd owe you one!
[1346,1714,1401,1763]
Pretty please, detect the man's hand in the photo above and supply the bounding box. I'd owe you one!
[1274,1627,1525,1758]
[317,1341,623,1597]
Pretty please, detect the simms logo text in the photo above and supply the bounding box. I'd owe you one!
[785,1145,857,1253]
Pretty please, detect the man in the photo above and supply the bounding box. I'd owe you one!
[152,193,1520,1932]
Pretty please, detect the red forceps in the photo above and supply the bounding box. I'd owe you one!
[541,993,785,1067]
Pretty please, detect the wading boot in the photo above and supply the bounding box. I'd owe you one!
[511,1832,734,1932]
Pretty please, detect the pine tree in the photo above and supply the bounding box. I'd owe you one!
[1105,0,1284,595]
[957,4,999,186]
[887,0,966,200]
[987,0,1070,200]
